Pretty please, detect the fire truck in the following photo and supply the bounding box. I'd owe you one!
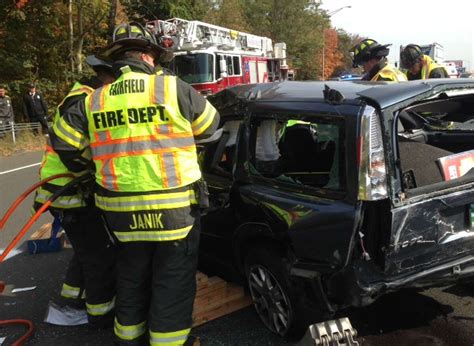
[147,18,289,96]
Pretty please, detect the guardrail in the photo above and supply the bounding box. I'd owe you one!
[0,122,43,144]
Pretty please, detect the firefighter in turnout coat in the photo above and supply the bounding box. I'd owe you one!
[51,22,220,345]
[35,55,117,327]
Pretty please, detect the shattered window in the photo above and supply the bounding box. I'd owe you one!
[250,116,345,190]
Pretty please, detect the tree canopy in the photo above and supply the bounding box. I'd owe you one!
[0,0,359,121]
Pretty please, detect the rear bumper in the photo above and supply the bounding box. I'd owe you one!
[327,255,474,307]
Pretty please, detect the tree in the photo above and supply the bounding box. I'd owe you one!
[321,28,343,80]
[68,0,110,74]
[330,30,365,78]
[204,0,250,32]
[121,0,212,21]
[241,0,329,80]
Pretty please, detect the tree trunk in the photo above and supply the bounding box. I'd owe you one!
[75,0,84,73]
[108,0,118,44]
[68,0,75,73]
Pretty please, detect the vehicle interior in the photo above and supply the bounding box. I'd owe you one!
[396,94,474,191]
[248,115,344,191]
[199,115,345,192]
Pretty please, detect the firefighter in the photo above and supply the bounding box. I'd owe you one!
[400,44,449,80]
[350,39,407,82]
[34,55,116,327]
[51,22,220,345]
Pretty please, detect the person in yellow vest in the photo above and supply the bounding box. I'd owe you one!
[34,55,117,328]
[350,39,407,82]
[51,22,220,345]
[400,44,449,80]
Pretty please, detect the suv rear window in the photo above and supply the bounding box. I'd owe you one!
[249,115,345,191]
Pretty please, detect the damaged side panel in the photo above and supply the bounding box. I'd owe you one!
[386,186,474,276]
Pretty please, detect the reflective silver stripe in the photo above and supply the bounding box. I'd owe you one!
[35,191,53,202]
[149,328,191,346]
[101,158,116,190]
[114,319,146,340]
[86,297,115,316]
[114,227,192,242]
[96,131,109,141]
[152,75,165,105]
[90,87,104,112]
[162,152,178,186]
[54,118,88,149]
[36,191,84,207]
[91,136,195,157]
[150,334,188,344]
[61,284,80,299]
[156,124,171,134]
[96,194,192,210]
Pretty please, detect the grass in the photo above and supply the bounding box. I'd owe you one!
[0,131,46,157]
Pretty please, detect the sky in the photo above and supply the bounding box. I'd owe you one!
[320,0,474,71]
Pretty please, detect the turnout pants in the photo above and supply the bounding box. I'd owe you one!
[114,214,200,345]
[61,252,85,304]
[61,207,116,327]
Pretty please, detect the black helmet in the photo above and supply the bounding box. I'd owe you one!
[99,22,164,60]
[350,39,391,68]
[85,55,112,71]
[400,44,423,69]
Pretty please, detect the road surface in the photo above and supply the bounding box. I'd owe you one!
[0,151,51,252]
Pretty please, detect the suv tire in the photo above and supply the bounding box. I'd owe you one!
[244,244,301,338]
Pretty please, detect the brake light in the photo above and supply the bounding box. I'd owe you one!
[358,106,388,201]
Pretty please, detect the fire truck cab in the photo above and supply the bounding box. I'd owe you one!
[147,18,289,96]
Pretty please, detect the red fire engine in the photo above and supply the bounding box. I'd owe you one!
[147,18,290,96]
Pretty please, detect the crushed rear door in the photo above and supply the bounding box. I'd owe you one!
[385,183,474,276]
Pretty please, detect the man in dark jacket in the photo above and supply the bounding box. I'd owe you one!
[0,86,14,138]
[23,83,49,135]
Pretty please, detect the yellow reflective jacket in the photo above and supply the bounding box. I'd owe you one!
[371,64,407,82]
[84,67,215,192]
[406,55,448,80]
[34,82,94,210]
[53,65,219,242]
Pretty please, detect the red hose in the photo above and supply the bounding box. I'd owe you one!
[0,173,92,262]
[0,199,53,262]
[0,319,35,345]
[0,173,73,230]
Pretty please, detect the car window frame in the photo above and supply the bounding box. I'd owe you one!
[246,111,348,200]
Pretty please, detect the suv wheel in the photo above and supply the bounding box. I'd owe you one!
[245,245,296,337]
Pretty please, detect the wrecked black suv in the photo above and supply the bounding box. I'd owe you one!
[198,80,474,338]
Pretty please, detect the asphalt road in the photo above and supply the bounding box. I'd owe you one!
[1,249,474,345]
[0,151,51,252]
[1,151,473,345]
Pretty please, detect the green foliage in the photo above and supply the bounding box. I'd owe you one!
[204,0,250,31]
[0,0,359,122]
[121,0,211,22]
[330,30,365,77]
[0,0,110,121]
[241,0,330,80]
